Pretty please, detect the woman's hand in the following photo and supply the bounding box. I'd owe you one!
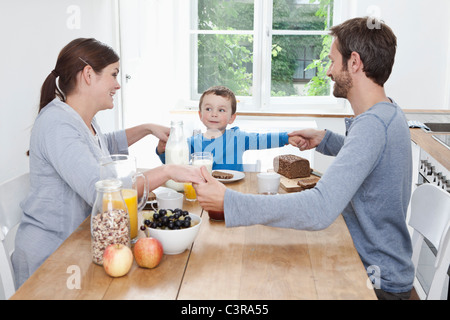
[193,166,226,212]
[288,129,326,151]
[144,164,204,192]
[166,164,205,185]
[148,124,170,142]
[125,123,170,147]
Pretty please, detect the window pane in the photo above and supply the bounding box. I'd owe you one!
[197,0,254,30]
[196,34,253,96]
[271,35,330,97]
[273,0,332,31]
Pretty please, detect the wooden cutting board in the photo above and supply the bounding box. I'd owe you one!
[268,169,321,192]
[279,175,319,192]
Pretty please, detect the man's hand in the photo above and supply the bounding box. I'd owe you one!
[193,166,227,212]
[288,129,326,151]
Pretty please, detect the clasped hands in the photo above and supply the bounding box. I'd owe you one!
[193,129,326,213]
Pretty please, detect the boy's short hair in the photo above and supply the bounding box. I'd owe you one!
[199,86,237,115]
[329,17,397,87]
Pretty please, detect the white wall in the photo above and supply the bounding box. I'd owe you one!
[0,0,120,185]
[348,0,450,110]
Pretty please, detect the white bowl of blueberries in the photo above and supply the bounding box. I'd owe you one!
[140,208,202,255]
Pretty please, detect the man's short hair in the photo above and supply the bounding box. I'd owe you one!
[330,17,397,87]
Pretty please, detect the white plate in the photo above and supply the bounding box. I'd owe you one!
[213,170,245,183]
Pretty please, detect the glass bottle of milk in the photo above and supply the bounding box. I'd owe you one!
[165,120,190,191]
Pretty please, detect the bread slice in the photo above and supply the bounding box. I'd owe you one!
[212,171,234,179]
[297,177,317,189]
[148,191,156,201]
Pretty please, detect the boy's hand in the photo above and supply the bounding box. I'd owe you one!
[288,129,326,151]
[156,140,166,155]
[288,135,302,147]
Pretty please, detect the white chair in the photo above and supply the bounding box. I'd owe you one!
[409,183,450,300]
[0,173,30,300]
[243,159,262,172]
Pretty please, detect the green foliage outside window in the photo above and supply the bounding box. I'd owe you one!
[196,0,333,97]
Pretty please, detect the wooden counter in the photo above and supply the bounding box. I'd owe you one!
[410,129,450,171]
[11,173,376,300]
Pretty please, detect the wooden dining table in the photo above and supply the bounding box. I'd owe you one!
[10,172,376,300]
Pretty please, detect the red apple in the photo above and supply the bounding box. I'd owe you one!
[133,237,163,269]
[102,243,133,277]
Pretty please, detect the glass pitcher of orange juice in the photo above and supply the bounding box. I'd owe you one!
[100,155,148,243]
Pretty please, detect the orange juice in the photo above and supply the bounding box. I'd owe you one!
[184,183,196,201]
[121,189,138,239]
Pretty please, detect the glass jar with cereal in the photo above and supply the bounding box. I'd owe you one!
[90,179,130,265]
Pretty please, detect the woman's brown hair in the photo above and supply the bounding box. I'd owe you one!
[39,38,119,112]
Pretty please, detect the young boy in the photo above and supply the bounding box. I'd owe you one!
[157,86,299,171]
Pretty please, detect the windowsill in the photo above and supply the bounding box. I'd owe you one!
[170,108,354,118]
[171,108,450,118]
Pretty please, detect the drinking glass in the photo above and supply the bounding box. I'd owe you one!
[192,152,213,174]
[184,183,197,201]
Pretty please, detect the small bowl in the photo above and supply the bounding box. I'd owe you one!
[156,191,184,210]
[144,213,202,255]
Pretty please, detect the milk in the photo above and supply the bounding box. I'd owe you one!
[192,158,213,174]
[165,121,190,191]
[166,144,190,165]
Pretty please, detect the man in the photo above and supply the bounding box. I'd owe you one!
[194,17,414,300]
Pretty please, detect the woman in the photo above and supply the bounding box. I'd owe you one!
[12,38,203,287]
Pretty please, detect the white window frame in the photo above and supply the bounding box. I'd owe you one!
[189,0,348,114]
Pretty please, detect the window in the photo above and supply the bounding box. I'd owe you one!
[190,0,343,112]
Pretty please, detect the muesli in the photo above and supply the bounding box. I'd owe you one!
[91,209,130,265]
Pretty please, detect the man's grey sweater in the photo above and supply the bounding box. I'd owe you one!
[224,101,415,293]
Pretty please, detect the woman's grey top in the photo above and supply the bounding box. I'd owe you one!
[13,98,128,287]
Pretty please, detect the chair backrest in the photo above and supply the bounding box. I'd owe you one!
[0,172,30,300]
[243,159,262,172]
[409,183,450,300]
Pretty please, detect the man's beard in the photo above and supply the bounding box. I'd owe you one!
[332,69,352,99]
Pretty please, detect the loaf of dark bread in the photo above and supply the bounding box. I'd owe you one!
[274,155,310,179]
